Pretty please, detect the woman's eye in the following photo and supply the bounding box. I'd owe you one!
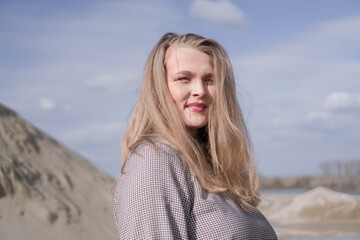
[205,78,214,84]
[176,77,189,81]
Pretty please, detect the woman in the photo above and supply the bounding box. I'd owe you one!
[113,33,277,239]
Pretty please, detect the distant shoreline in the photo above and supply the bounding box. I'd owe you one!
[260,173,360,193]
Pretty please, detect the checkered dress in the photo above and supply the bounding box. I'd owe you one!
[113,142,277,239]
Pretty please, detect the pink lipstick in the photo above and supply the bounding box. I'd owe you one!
[186,102,207,113]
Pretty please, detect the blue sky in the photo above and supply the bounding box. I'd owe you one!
[1,0,360,177]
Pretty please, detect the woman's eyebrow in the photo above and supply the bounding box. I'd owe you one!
[204,73,214,78]
[174,71,213,78]
[174,71,193,76]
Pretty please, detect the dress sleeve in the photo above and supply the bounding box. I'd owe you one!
[113,143,194,239]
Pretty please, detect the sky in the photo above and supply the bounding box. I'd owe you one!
[1,0,360,178]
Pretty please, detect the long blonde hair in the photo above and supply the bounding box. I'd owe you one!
[121,33,260,209]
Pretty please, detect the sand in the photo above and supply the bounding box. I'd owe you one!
[259,187,360,239]
[0,103,117,239]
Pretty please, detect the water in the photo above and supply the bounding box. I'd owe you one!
[262,188,308,195]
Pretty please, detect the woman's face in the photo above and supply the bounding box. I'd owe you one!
[165,47,215,136]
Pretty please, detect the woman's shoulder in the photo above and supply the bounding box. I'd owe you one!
[123,140,185,173]
[118,141,194,197]
[134,140,178,155]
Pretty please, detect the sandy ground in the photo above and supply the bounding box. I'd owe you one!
[0,105,117,240]
[259,188,360,239]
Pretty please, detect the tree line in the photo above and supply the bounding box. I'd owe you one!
[317,158,360,191]
[261,158,360,192]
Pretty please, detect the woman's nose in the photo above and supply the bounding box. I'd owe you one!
[191,80,206,97]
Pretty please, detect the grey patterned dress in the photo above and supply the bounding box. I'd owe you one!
[113,142,277,239]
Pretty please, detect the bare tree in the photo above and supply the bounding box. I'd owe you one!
[318,159,360,191]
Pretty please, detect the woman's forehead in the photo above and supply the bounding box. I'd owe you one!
[165,46,213,67]
[165,47,213,74]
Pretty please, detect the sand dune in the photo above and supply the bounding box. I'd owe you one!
[0,103,116,239]
[269,186,360,224]
[260,187,360,238]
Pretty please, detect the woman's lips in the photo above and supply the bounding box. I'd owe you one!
[186,102,207,113]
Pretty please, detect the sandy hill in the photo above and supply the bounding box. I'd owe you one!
[0,103,117,239]
[268,186,360,224]
[260,187,360,238]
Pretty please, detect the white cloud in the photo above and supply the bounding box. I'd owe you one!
[85,74,114,88]
[64,104,73,111]
[2,0,359,177]
[324,92,360,111]
[270,15,360,58]
[235,15,360,116]
[272,117,282,126]
[190,0,246,29]
[85,73,140,92]
[59,122,125,145]
[303,92,359,126]
[305,111,330,122]
[39,97,56,110]
[1,0,180,176]
[234,15,360,177]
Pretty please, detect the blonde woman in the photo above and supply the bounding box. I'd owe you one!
[113,33,277,239]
